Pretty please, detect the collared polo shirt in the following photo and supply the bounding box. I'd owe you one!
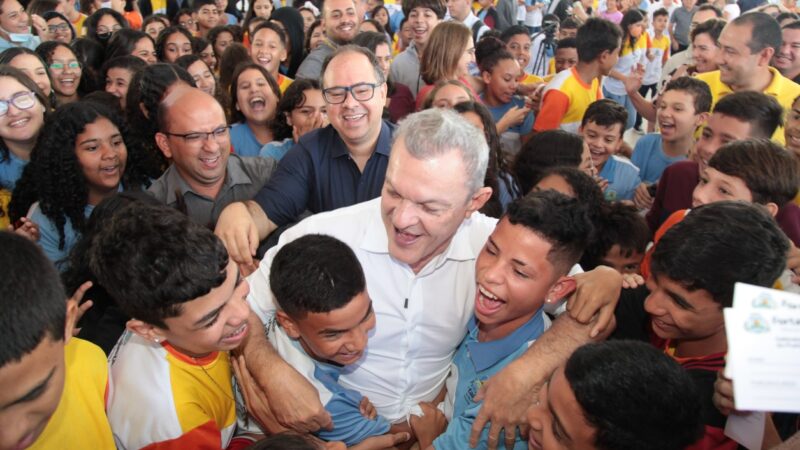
[247,197,499,422]
[148,154,276,228]
[252,121,395,227]
[695,67,800,145]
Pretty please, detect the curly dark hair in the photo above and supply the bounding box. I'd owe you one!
[84,8,129,46]
[125,63,195,179]
[36,41,93,99]
[270,77,320,141]
[9,102,148,250]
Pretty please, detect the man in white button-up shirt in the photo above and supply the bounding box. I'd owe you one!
[234,108,621,449]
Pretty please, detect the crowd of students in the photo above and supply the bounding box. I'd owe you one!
[1,0,800,447]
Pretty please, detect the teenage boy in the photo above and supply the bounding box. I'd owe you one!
[194,0,221,37]
[410,191,593,449]
[550,37,577,78]
[581,202,650,275]
[613,200,789,449]
[526,340,703,450]
[534,18,622,133]
[631,76,711,185]
[89,202,252,449]
[390,0,446,96]
[643,91,783,230]
[580,99,642,201]
[264,234,403,446]
[0,232,114,450]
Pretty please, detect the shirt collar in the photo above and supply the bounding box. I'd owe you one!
[331,121,393,159]
[465,311,546,372]
[162,154,244,204]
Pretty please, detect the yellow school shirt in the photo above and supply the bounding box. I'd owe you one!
[695,67,800,145]
[29,338,114,450]
[72,13,87,37]
[277,73,293,93]
[534,67,602,133]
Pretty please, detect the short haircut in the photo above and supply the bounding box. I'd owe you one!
[247,432,319,450]
[402,0,446,19]
[101,55,147,78]
[782,19,800,30]
[89,202,229,328]
[0,232,67,367]
[651,201,789,307]
[581,202,650,271]
[662,76,712,114]
[561,16,580,29]
[500,25,531,43]
[321,44,385,87]
[351,30,391,52]
[695,3,722,18]
[708,138,800,206]
[504,190,592,274]
[565,340,703,450]
[512,130,585,194]
[581,99,628,137]
[251,22,288,49]
[394,108,489,195]
[652,7,669,19]
[711,91,783,138]
[193,0,217,13]
[776,12,799,25]
[532,166,606,216]
[731,11,782,53]
[577,18,622,62]
[270,235,365,319]
[556,37,577,50]
[690,18,725,43]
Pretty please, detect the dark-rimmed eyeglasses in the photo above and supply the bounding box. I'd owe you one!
[163,126,230,146]
[322,82,384,104]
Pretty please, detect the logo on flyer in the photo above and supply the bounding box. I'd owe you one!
[752,293,777,309]
[744,313,770,334]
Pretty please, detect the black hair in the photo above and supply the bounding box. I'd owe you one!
[531,166,605,217]
[246,432,321,450]
[776,12,799,25]
[27,0,59,18]
[662,76,712,114]
[208,25,239,56]
[155,26,194,61]
[652,7,669,19]
[512,130,585,194]
[102,54,147,77]
[708,138,800,206]
[105,29,153,61]
[371,4,392,34]
[580,201,650,271]
[556,37,576,50]
[0,65,49,162]
[620,9,645,49]
[0,232,67,367]
[565,340,704,450]
[476,36,515,74]
[69,38,105,94]
[695,3,723,17]
[89,202,229,328]
[229,62,281,125]
[42,11,77,41]
[690,17,725,44]
[304,18,323,55]
[143,14,170,34]
[192,0,217,13]
[581,99,628,137]
[244,0,274,26]
[218,42,252,94]
[352,29,391,50]
[711,91,783,139]
[505,190,592,273]
[9,101,147,250]
[36,40,93,98]
[576,17,623,62]
[125,63,195,179]
[271,77,321,140]
[500,25,531,43]
[271,234,366,319]
[731,11,782,53]
[453,100,508,218]
[172,7,195,24]
[85,8,129,45]
[403,0,446,19]
[652,201,789,307]
[271,7,306,78]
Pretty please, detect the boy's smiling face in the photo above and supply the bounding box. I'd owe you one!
[657,89,705,143]
[474,218,573,340]
[692,167,753,207]
[0,337,66,450]
[580,121,624,169]
[277,291,376,366]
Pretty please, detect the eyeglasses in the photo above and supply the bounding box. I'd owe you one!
[96,25,122,34]
[0,91,37,116]
[48,23,71,33]
[322,82,384,104]
[180,19,196,27]
[49,61,80,70]
[163,126,230,145]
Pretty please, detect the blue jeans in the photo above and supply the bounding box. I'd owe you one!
[603,87,637,131]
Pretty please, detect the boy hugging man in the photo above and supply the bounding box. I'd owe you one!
[0,233,114,450]
[89,202,253,449]
[410,191,593,449]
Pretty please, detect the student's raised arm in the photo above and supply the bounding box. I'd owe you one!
[469,266,622,450]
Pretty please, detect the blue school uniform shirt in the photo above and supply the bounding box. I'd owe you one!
[433,312,547,450]
[28,202,93,268]
[599,155,641,201]
[259,138,294,161]
[483,96,535,156]
[230,123,263,157]
[630,133,686,184]
[263,318,391,446]
[0,152,27,190]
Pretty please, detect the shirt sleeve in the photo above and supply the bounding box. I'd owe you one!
[533,89,570,131]
[315,392,391,446]
[252,140,314,227]
[140,420,223,450]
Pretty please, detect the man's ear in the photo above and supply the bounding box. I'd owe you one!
[764,201,780,218]
[465,186,493,218]
[64,298,79,343]
[155,132,173,159]
[757,47,775,66]
[546,276,577,303]
[126,319,166,344]
[275,311,301,339]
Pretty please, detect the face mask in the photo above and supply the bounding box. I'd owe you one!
[0,24,31,41]
[96,31,112,41]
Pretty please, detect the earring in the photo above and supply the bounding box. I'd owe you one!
[154,338,160,343]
